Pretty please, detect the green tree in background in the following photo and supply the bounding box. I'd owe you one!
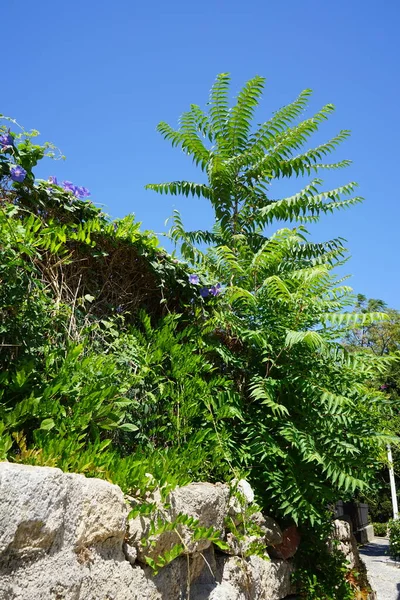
[147,74,393,525]
[344,294,400,522]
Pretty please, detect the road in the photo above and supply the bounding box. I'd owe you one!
[359,537,400,600]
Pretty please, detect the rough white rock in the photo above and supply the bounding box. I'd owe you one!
[64,472,128,550]
[209,582,245,600]
[332,518,351,542]
[218,554,293,600]
[169,482,230,531]
[228,480,255,516]
[0,462,66,560]
[247,555,293,599]
[330,519,359,569]
[0,463,293,600]
[128,481,230,562]
[258,515,283,546]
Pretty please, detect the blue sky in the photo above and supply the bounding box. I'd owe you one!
[3,0,399,307]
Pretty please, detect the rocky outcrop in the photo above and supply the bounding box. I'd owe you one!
[0,463,292,600]
[330,518,359,569]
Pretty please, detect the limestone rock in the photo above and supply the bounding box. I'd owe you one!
[168,482,230,532]
[0,462,66,561]
[217,554,292,600]
[64,472,128,550]
[0,464,294,600]
[228,479,255,516]
[208,582,245,600]
[246,555,293,600]
[128,482,230,563]
[332,518,351,542]
[257,515,283,546]
[222,512,282,557]
[330,519,359,569]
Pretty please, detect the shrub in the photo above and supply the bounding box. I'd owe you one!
[388,519,400,559]
[373,522,388,537]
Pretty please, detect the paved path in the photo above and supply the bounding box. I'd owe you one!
[359,537,400,600]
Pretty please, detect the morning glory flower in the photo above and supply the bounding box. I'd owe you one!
[200,287,210,298]
[48,176,58,185]
[61,181,90,199]
[188,274,200,285]
[210,283,221,296]
[0,133,13,148]
[62,180,75,192]
[10,165,27,182]
[74,186,91,199]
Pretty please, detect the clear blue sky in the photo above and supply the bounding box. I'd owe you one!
[3,0,399,307]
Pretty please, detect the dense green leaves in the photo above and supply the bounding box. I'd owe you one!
[1,73,395,549]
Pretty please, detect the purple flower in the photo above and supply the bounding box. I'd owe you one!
[62,181,90,199]
[75,186,91,199]
[62,180,75,192]
[210,283,221,296]
[48,176,58,185]
[380,384,388,391]
[200,287,210,298]
[10,165,27,183]
[189,274,200,285]
[0,133,13,148]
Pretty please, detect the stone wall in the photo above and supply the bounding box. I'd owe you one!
[0,463,368,600]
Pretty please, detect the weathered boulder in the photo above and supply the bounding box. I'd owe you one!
[128,481,230,562]
[217,554,293,600]
[0,462,67,561]
[0,463,293,600]
[64,471,128,550]
[223,511,283,557]
[330,518,359,569]
[257,514,283,546]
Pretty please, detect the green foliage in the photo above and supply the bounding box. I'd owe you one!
[388,518,400,559]
[132,510,229,574]
[0,75,395,595]
[293,523,366,599]
[146,74,392,525]
[344,295,400,522]
[372,522,388,537]
[147,73,361,246]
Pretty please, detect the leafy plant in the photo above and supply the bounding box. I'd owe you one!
[388,518,400,559]
[147,73,392,525]
[372,522,388,537]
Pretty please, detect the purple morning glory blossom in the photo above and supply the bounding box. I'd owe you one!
[74,186,91,199]
[10,165,27,182]
[62,180,75,192]
[48,176,58,185]
[0,133,13,148]
[62,181,90,199]
[200,287,210,298]
[210,284,221,296]
[188,274,200,285]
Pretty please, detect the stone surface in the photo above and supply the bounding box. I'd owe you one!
[0,462,67,561]
[357,524,375,544]
[330,518,359,569]
[0,463,293,600]
[332,518,351,541]
[64,472,128,550]
[129,481,230,562]
[268,525,300,560]
[228,479,255,516]
[218,554,293,600]
[253,513,283,547]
